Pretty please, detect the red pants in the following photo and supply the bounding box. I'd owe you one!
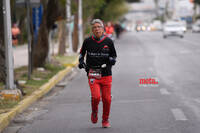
[88,76,112,121]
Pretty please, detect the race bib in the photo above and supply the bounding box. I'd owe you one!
[88,69,102,79]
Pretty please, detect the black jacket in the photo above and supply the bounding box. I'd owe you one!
[79,35,117,76]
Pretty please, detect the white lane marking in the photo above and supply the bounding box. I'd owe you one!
[160,88,170,95]
[171,108,188,121]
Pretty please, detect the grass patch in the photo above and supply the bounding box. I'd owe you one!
[0,82,3,90]
[22,64,65,96]
[0,99,19,110]
[0,82,3,86]
[54,55,78,66]
[0,62,65,111]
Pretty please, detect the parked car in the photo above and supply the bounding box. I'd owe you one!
[163,21,184,38]
[192,22,200,33]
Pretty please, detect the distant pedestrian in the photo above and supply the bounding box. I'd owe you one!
[11,23,20,46]
[78,19,117,128]
[114,22,122,39]
[105,22,114,37]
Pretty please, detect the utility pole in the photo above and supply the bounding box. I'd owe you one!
[66,0,73,54]
[78,0,83,50]
[3,0,14,89]
[154,0,159,17]
[164,0,169,20]
[26,0,32,80]
[170,0,176,19]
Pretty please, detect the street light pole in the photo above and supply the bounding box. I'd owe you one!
[26,0,32,80]
[3,0,15,89]
[154,0,159,17]
[66,0,73,54]
[78,0,83,49]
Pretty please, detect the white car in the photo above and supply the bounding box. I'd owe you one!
[192,22,200,33]
[163,21,184,38]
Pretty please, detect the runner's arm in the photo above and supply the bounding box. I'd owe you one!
[78,40,87,69]
[109,40,117,65]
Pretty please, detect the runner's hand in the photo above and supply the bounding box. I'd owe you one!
[109,57,116,65]
[78,62,86,69]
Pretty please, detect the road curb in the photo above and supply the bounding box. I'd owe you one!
[0,58,78,133]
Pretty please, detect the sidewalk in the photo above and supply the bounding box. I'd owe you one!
[13,45,28,68]
[0,47,78,132]
[13,43,59,68]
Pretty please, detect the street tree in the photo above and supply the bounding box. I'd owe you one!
[71,0,105,52]
[58,20,67,55]
[0,0,6,83]
[32,0,65,67]
[71,0,79,52]
[82,0,105,32]
[194,0,200,5]
[56,1,68,55]
[193,0,200,20]
[94,0,128,22]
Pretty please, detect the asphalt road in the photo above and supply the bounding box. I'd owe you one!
[4,31,200,133]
